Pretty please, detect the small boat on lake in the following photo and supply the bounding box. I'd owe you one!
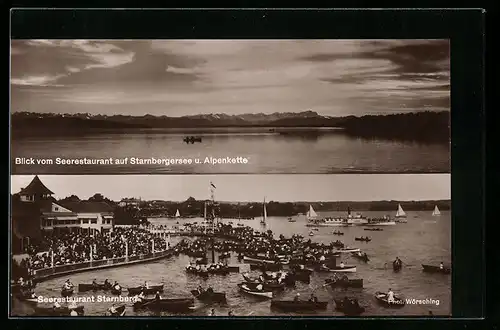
[375,291,406,308]
[317,264,356,273]
[351,252,369,262]
[270,300,328,311]
[432,205,441,216]
[334,299,365,315]
[364,228,383,231]
[354,237,371,242]
[337,247,360,253]
[325,277,363,288]
[237,283,273,298]
[332,231,344,235]
[127,284,164,295]
[287,217,296,222]
[183,136,202,144]
[422,264,451,274]
[133,297,195,311]
[190,289,227,304]
[395,204,407,219]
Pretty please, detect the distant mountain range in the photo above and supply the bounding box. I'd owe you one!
[11,110,450,144]
[11,110,343,129]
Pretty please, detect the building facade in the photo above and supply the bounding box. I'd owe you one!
[11,176,115,253]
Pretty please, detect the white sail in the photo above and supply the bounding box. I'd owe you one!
[261,198,267,224]
[307,205,318,219]
[432,205,441,216]
[395,204,406,217]
[175,209,180,217]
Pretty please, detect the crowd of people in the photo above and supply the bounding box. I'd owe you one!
[12,226,172,281]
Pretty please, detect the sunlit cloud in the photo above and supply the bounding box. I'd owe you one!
[10,39,450,117]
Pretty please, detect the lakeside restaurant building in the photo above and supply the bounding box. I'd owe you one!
[11,176,115,253]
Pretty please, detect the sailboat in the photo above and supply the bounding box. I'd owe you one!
[260,198,267,225]
[432,205,441,216]
[306,205,318,221]
[395,204,407,220]
[175,209,181,218]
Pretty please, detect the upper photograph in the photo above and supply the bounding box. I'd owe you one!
[10,39,450,174]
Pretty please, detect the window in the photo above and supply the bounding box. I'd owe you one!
[82,219,89,224]
[91,219,97,224]
[54,207,59,211]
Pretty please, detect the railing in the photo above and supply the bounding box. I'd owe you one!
[32,249,175,282]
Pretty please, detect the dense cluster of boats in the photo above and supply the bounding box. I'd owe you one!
[12,216,449,316]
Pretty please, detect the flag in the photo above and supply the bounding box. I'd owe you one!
[210,182,216,189]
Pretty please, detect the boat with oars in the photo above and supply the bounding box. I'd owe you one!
[422,264,450,274]
[374,291,406,308]
[237,282,273,298]
[190,288,227,304]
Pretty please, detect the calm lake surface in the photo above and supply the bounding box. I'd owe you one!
[11,128,450,174]
[12,211,451,317]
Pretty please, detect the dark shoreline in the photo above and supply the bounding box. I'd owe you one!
[11,111,450,145]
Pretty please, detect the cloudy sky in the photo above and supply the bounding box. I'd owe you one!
[11,174,450,202]
[10,39,450,117]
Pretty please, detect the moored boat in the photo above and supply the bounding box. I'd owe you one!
[127,284,164,295]
[337,247,360,253]
[332,231,344,235]
[237,283,273,298]
[190,289,227,304]
[250,263,282,272]
[334,299,365,315]
[35,305,84,316]
[270,300,328,311]
[354,237,371,242]
[317,264,356,273]
[364,228,383,231]
[133,297,195,311]
[375,291,406,308]
[351,252,369,262]
[422,264,451,274]
[325,277,363,288]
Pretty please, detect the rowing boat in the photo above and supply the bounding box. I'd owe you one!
[374,292,406,308]
[190,290,227,304]
[242,274,286,290]
[127,284,164,295]
[270,300,328,311]
[325,278,363,288]
[237,283,273,298]
[317,265,357,273]
[422,264,451,274]
[333,299,365,315]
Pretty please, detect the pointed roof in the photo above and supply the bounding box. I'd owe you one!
[19,176,54,196]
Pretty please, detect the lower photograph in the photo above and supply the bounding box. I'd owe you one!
[10,174,451,317]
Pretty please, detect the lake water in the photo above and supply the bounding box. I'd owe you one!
[12,211,451,317]
[11,128,450,174]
